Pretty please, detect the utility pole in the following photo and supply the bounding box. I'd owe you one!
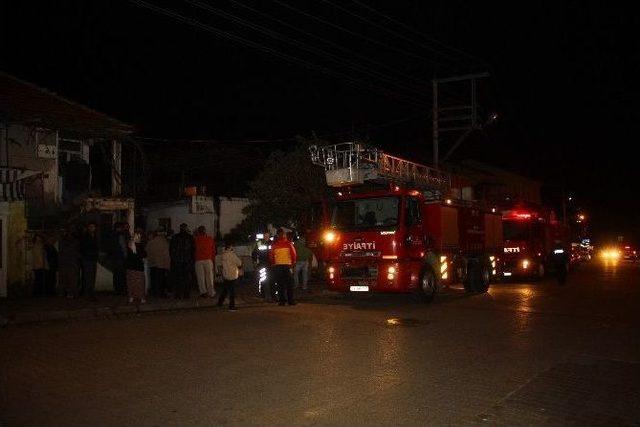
[111,140,122,197]
[431,72,489,167]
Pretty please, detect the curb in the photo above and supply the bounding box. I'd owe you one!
[1,295,259,325]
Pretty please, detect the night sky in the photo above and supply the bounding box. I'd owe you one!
[2,1,638,242]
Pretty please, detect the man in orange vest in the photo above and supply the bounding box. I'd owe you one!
[269,228,297,306]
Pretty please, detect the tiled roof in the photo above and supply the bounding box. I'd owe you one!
[0,71,133,137]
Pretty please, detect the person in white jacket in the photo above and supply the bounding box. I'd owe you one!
[217,241,242,311]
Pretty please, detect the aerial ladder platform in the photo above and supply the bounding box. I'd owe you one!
[309,142,451,193]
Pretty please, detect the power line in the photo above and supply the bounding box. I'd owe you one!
[226,0,435,90]
[129,0,430,108]
[320,0,470,69]
[269,0,481,107]
[181,0,429,97]
[349,0,489,69]
[272,0,454,72]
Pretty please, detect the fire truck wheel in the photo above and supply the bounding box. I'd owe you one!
[463,260,478,292]
[477,264,491,293]
[418,268,437,303]
[464,260,490,293]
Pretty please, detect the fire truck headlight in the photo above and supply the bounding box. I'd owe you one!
[323,230,337,243]
[328,266,335,280]
[521,259,530,269]
[387,266,396,281]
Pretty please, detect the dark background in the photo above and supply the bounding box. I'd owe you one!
[2,1,638,243]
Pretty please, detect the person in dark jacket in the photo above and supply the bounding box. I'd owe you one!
[170,223,195,299]
[80,222,100,300]
[31,234,48,296]
[126,237,146,304]
[58,228,81,298]
[109,222,128,295]
[552,241,569,285]
[44,235,59,296]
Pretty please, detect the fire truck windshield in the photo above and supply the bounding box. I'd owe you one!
[332,197,400,230]
[503,221,530,241]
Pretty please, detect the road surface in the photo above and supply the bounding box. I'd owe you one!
[1,261,639,426]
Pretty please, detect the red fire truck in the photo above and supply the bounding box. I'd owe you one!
[309,142,502,301]
[499,202,568,279]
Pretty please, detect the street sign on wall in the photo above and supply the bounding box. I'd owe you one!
[37,144,58,159]
[190,196,214,214]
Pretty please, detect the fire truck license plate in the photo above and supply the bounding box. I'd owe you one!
[349,285,370,292]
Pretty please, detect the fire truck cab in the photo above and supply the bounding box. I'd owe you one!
[310,142,502,301]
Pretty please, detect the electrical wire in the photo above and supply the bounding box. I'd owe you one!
[272,0,453,71]
[128,0,430,108]
[225,0,435,90]
[269,0,481,106]
[320,0,470,69]
[349,0,489,68]
[182,0,429,96]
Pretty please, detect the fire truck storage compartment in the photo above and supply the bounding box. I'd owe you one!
[458,207,485,252]
[424,203,459,250]
[484,212,503,250]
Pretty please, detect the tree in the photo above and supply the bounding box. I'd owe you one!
[230,136,329,239]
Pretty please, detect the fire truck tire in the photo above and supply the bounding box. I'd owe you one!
[463,260,477,292]
[464,260,490,293]
[418,268,437,303]
[477,264,491,293]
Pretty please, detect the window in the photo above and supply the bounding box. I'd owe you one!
[406,197,422,226]
[158,217,172,233]
[503,221,530,241]
[332,197,400,230]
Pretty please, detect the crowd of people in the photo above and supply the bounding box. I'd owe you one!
[29,222,244,309]
[29,222,315,311]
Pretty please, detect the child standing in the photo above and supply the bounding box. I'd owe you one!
[218,241,242,311]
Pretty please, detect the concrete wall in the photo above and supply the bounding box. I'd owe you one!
[0,201,27,297]
[217,197,249,237]
[145,197,249,238]
[5,125,60,214]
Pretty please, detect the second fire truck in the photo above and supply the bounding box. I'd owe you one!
[499,202,569,279]
[310,142,502,301]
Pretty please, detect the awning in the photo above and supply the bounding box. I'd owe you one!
[0,167,41,202]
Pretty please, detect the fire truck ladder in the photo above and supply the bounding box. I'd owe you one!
[309,142,451,192]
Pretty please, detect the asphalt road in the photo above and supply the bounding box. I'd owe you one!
[1,261,639,426]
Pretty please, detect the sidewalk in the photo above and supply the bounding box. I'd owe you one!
[0,281,261,326]
[0,280,328,326]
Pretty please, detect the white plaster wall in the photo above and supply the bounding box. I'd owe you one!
[218,197,249,237]
[145,202,215,235]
